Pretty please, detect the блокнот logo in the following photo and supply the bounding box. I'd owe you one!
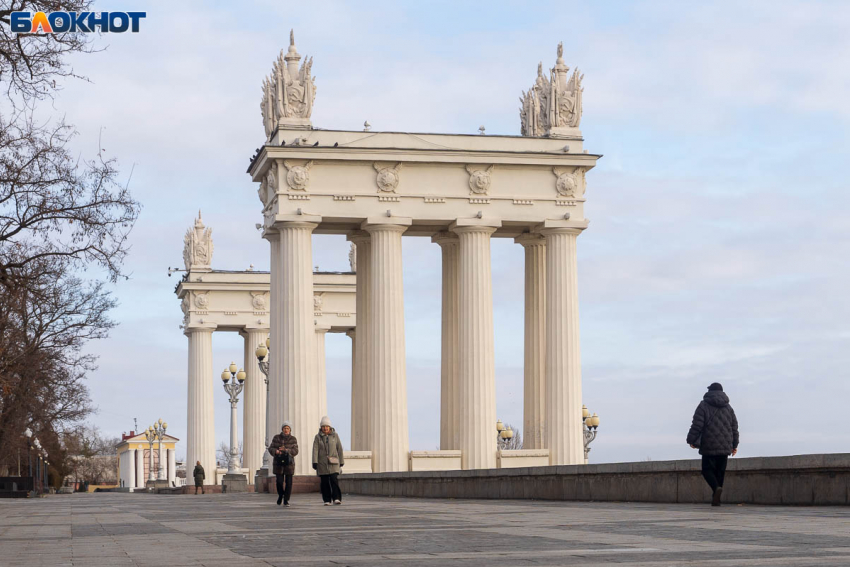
[9,11,146,34]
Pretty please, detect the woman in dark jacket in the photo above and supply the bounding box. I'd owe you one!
[312,415,344,505]
[268,421,299,506]
[687,383,740,506]
[192,461,205,495]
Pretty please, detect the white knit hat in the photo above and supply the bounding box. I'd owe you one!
[281,421,292,430]
[319,415,332,427]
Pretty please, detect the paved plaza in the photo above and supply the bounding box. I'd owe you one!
[2,493,850,566]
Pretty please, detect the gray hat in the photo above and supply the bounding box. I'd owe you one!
[281,421,292,430]
[320,415,332,427]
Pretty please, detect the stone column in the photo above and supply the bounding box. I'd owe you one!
[167,448,176,485]
[540,221,586,465]
[315,324,331,419]
[135,447,144,488]
[127,449,136,489]
[241,328,268,475]
[346,232,371,451]
[186,326,216,484]
[432,231,460,450]
[158,439,166,480]
[516,234,547,449]
[451,218,501,470]
[363,218,411,472]
[271,215,321,475]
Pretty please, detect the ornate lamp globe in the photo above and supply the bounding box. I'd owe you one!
[504,427,514,439]
[236,369,247,382]
[265,336,271,348]
[255,344,268,360]
[582,404,589,419]
[496,419,505,432]
[591,413,600,428]
[221,369,231,382]
[229,361,238,374]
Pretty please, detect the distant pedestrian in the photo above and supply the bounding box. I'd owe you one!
[193,461,205,495]
[269,421,299,507]
[312,416,344,505]
[687,383,739,506]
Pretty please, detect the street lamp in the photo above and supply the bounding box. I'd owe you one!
[582,405,600,463]
[221,362,246,475]
[496,419,514,450]
[144,426,157,482]
[151,419,168,481]
[255,337,271,476]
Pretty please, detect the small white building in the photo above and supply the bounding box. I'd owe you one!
[116,431,180,490]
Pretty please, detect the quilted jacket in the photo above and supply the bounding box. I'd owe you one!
[268,433,299,476]
[686,390,740,456]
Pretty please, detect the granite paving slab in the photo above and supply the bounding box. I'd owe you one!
[0,492,848,565]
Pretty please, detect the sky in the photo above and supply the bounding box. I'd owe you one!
[47,0,850,464]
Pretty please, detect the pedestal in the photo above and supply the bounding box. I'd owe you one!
[222,473,248,493]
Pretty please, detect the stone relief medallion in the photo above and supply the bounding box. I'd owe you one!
[250,292,267,311]
[466,164,495,195]
[283,160,313,191]
[194,292,209,310]
[553,167,584,198]
[373,162,403,193]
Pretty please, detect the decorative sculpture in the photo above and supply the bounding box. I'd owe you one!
[183,211,213,271]
[283,160,313,191]
[520,42,584,137]
[466,164,495,195]
[348,242,357,273]
[373,162,403,193]
[553,167,585,198]
[261,30,317,137]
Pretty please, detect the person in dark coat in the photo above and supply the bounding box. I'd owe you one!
[312,415,344,505]
[687,382,739,506]
[268,421,299,506]
[192,461,205,495]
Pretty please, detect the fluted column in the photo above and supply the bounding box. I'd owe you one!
[541,223,585,465]
[315,324,331,419]
[271,216,320,475]
[265,231,281,465]
[516,234,547,449]
[167,449,176,485]
[186,326,215,484]
[363,218,411,472]
[432,231,460,450]
[451,218,501,470]
[127,449,136,489]
[241,328,268,475]
[135,447,144,488]
[346,232,371,451]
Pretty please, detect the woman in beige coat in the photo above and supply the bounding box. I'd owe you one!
[312,415,345,505]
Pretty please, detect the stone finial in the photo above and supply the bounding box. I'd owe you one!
[520,42,584,137]
[183,211,213,272]
[260,30,317,137]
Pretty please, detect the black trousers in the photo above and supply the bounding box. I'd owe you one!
[275,474,292,503]
[701,455,728,492]
[319,473,341,503]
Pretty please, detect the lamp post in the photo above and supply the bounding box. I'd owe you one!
[582,405,600,463]
[221,362,246,475]
[151,419,168,481]
[33,437,42,494]
[496,419,514,450]
[24,428,32,482]
[255,337,272,476]
[144,426,157,483]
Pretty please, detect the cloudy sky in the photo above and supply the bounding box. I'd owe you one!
[53,1,849,464]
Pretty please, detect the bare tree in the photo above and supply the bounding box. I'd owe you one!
[0,1,139,476]
[62,425,119,486]
[217,442,243,468]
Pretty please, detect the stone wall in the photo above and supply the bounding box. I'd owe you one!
[338,454,850,506]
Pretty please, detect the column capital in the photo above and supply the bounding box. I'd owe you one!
[240,326,270,334]
[314,322,332,334]
[362,217,412,233]
[534,219,589,235]
[272,213,322,230]
[431,231,459,246]
[515,233,546,247]
[450,217,501,235]
[346,230,371,244]
[183,323,217,337]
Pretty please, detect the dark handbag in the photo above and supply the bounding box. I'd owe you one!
[274,451,293,467]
